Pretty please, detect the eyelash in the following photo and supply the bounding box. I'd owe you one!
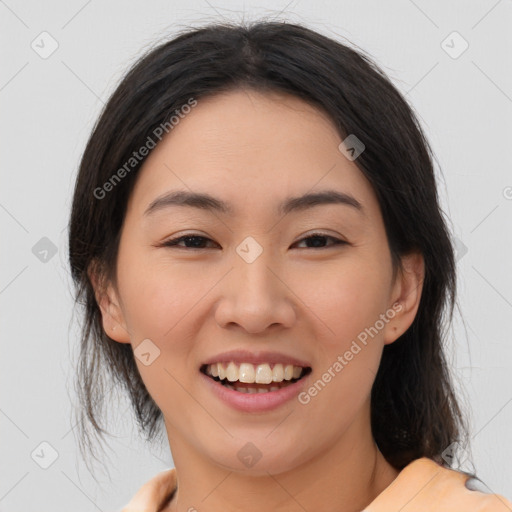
[160,233,348,250]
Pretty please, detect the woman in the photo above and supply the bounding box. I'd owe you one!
[68,21,511,511]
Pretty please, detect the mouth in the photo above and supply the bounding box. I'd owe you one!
[200,362,312,394]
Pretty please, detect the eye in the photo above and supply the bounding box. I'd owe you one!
[159,232,347,250]
[292,233,348,249]
[160,234,219,249]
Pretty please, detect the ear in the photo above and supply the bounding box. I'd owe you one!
[88,260,131,344]
[383,251,424,345]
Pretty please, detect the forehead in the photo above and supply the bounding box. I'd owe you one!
[125,89,380,222]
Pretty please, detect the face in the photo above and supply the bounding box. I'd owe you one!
[95,89,423,475]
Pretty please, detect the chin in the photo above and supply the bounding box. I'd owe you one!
[206,439,309,477]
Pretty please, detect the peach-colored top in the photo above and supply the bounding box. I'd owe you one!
[121,457,512,511]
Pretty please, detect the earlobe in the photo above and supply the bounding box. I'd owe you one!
[383,251,425,345]
[87,263,131,344]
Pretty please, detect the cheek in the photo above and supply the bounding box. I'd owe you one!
[116,253,214,399]
[297,254,392,424]
[296,266,389,436]
[117,253,206,341]
[120,261,204,423]
[300,255,392,349]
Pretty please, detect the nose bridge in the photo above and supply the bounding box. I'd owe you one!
[214,239,296,332]
[234,241,281,310]
[235,234,277,291]
[238,247,276,298]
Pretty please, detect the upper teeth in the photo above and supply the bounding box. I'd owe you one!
[205,362,303,384]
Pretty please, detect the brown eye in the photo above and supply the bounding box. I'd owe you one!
[293,233,347,249]
[161,235,219,249]
[159,233,347,250]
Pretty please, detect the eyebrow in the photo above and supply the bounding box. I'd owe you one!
[144,189,364,217]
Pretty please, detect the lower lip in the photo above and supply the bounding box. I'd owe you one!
[199,371,310,412]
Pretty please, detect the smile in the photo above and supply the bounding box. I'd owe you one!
[201,362,312,394]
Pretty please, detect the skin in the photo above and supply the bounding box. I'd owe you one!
[91,89,424,512]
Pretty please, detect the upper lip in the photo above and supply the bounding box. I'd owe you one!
[201,349,312,368]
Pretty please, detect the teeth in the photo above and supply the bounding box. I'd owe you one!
[231,383,291,393]
[255,363,273,384]
[226,362,238,382]
[272,364,284,382]
[239,363,255,383]
[205,362,305,384]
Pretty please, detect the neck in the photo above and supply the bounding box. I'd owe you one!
[163,403,399,512]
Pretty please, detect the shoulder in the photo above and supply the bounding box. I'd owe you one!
[120,468,177,512]
[365,457,512,512]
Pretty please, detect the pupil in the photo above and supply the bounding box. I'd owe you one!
[185,236,206,248]
[308,236,326,248]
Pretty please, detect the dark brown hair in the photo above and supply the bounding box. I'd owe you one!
[68,20,471,474]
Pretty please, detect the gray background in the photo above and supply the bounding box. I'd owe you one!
[1,0,511,510]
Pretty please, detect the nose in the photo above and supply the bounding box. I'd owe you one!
[214,253,297,334]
